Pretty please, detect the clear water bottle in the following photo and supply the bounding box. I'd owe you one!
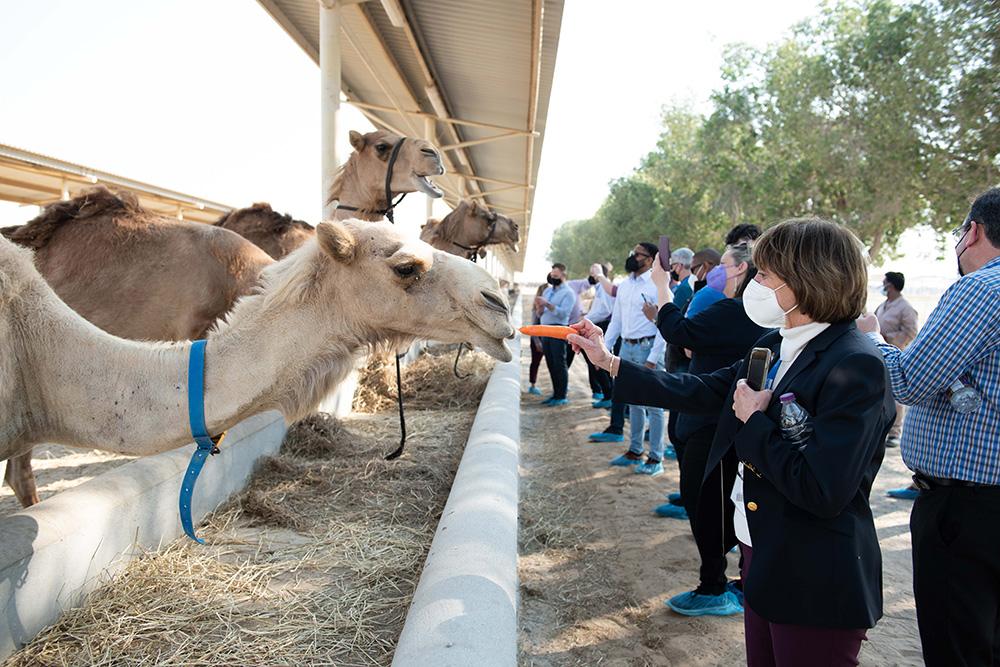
[947,378,982,415]
[779,393,812,446]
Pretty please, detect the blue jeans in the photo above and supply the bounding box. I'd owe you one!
[620,339,665,461]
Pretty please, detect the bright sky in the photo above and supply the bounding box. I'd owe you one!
[0,0,958,296]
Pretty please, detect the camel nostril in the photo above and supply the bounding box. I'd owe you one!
[481,290,509,314]
[420,148,437,157]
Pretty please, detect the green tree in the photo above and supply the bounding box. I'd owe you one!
[548,0,1000,268]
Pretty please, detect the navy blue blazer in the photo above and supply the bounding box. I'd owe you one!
[655,298,769,439]
[614,321,895,628]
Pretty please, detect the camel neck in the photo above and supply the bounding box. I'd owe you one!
[330,164,388,222]
[19,260,365,458]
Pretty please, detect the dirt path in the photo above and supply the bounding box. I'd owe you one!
[518,298,922,666]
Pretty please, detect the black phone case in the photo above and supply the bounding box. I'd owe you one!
[746,349,772,391]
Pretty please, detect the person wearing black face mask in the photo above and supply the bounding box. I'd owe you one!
[580,262,616,407]
[859,188,1000,666]
[534,263,576,406]
[602,243,669,474]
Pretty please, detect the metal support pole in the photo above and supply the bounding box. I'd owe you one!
[320,0,342,220]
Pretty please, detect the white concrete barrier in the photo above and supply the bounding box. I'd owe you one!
[392,311,522,667]
[0,410,286,660]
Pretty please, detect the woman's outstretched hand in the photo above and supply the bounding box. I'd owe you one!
[567,319,612,370]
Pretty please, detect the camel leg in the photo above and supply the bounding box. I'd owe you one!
[4,450,41,508]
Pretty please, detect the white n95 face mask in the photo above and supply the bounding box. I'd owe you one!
[743,278,797,328]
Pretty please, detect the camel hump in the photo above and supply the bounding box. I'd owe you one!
[215,202,311,235]
[3,186,142,250]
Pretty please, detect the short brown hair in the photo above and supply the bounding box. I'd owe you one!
[752,218,868,323]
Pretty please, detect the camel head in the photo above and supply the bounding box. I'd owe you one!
[461,200,520,253]
[301,219,514,362]
[343,129,446,201]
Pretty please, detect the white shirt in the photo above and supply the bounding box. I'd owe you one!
[733,320,831,547]
[587,281,616,323]
[604,270,666,365]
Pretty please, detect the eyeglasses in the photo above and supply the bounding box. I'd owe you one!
[631,252,651,260]
[952,215,974,240]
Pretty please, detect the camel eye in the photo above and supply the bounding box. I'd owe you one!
[375,143,390,154]
[394,263,417,278]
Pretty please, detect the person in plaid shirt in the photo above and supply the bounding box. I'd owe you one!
[859,187,1000,667]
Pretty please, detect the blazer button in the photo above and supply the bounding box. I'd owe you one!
[747,501,758,512]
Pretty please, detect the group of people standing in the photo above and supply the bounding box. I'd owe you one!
[528,187,1000,666]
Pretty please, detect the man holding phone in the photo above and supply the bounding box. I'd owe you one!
[604,242,669,475]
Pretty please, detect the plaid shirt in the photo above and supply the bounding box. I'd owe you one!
[870,256,1000,484]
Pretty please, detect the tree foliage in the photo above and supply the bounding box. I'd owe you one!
[548,0,999,274]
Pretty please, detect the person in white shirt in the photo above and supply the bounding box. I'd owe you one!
[604,242,669,476]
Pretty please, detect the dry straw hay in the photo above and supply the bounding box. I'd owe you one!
[4,357,493,667]
[353,346,495,413]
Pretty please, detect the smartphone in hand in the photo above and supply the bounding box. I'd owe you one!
[746,347,773,391]
[658,235,671,270]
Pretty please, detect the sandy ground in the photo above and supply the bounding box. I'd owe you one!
[0,444,134,516]
[517,298,923,666]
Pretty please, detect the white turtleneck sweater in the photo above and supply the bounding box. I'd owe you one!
[733,320,831,547]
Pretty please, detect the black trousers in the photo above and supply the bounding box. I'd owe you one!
[584,319,613,398]
[541,337,569,400]
[911,484,1000,666]
[692,446,739,596]
[529,338,544,385]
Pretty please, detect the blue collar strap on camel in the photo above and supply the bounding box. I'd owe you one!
[179,339,225,544]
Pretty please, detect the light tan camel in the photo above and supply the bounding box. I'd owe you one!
[0,220,512,466]
[420,199,519,261]
[214,203,314,260]
[0,129,445,507]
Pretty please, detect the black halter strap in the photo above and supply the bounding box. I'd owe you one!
[335,137,408,222]
[451,217,499,263]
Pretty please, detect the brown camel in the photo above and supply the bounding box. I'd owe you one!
[420,199,519,261]
[1,128,446,508]
[0,221,513,464]
[214,203,314,260]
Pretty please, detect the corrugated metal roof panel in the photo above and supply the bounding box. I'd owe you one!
[256,0,564,273]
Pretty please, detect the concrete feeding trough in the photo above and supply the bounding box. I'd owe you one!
[0,411,286,660]
[393,309,522,667]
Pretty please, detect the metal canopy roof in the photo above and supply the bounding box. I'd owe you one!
[0,143,231,225]
[257,0,564,272]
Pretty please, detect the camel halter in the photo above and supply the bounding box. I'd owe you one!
[334,138,409,224]
[180,339,225,543]
[450,217,499,264]
[331,139,410,460]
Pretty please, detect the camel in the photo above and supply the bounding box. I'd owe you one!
[0,128,446,507]
[329,129,445,221]
[0,220,513,467]
[214,203,314,260]
[420,199,519,261]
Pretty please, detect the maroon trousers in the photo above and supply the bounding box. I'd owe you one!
[740,545,868,667]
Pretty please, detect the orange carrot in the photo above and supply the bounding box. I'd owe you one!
[519,325,575,340]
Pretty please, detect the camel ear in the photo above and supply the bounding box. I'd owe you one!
[349,130,366,152]
[316,221,356,263]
